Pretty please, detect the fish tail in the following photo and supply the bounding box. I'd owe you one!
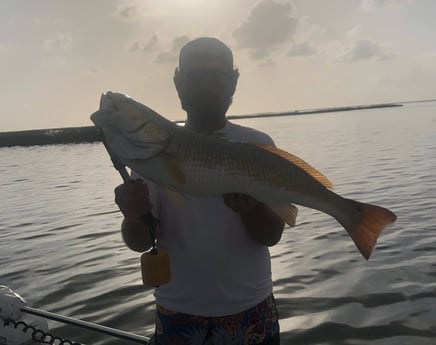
[340,201,396,260]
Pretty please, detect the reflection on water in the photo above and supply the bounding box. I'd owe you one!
[1,103,436,344]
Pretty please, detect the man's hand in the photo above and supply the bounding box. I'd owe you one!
[223,193,285,246]
[114,179,153,220]
[115,179,156,252]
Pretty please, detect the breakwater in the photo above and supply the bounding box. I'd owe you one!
[0,126,101,148]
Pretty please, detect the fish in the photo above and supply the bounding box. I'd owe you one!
[91,91,397,260]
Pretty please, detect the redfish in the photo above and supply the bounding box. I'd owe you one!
[91,92,396,259]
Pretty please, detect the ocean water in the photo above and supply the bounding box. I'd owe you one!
[1,101,435,345]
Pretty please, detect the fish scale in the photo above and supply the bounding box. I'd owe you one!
[171,133,324,201]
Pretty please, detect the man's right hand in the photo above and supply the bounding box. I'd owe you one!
[114,179,153,220]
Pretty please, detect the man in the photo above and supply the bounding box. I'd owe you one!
[115,37,284,345]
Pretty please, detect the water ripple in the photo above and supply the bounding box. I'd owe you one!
[1,106,436,344]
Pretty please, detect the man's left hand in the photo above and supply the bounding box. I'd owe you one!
[223,193,284,246]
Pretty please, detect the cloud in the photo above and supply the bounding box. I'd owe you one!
[233,0,298,59]
[156,35,190,64]
[41,55,85,68]
[358,0,414,11]
[346,25,362,39]
[258,59,276,68]
[53,18,65,25]
[116,2,141,20]
[43,32,72,51]
[129,35,159,53]
[340,39,394,62]
[41,55,72,67]
[287,42,317,57]
[297,16,326,42]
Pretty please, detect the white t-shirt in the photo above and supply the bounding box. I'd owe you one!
[134,121,276,317]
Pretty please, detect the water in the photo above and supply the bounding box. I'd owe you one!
[1,102,435,344]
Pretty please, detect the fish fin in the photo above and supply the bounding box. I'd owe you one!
[254,143,333,189]
[343,201,396,260]
[272,204,299,227]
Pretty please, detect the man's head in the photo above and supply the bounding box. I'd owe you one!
[174,37,239,126]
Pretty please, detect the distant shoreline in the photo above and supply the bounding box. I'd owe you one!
[0,103,402,148]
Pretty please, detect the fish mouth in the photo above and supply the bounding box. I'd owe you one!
[100,92,118,113]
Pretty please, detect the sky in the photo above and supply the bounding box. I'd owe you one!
[1,0,435,131]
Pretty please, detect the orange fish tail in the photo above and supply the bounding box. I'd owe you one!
[342,201,397,260]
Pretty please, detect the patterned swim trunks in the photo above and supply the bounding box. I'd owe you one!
[154,294,280,345]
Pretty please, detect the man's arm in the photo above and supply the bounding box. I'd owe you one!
[223,194,285,246]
